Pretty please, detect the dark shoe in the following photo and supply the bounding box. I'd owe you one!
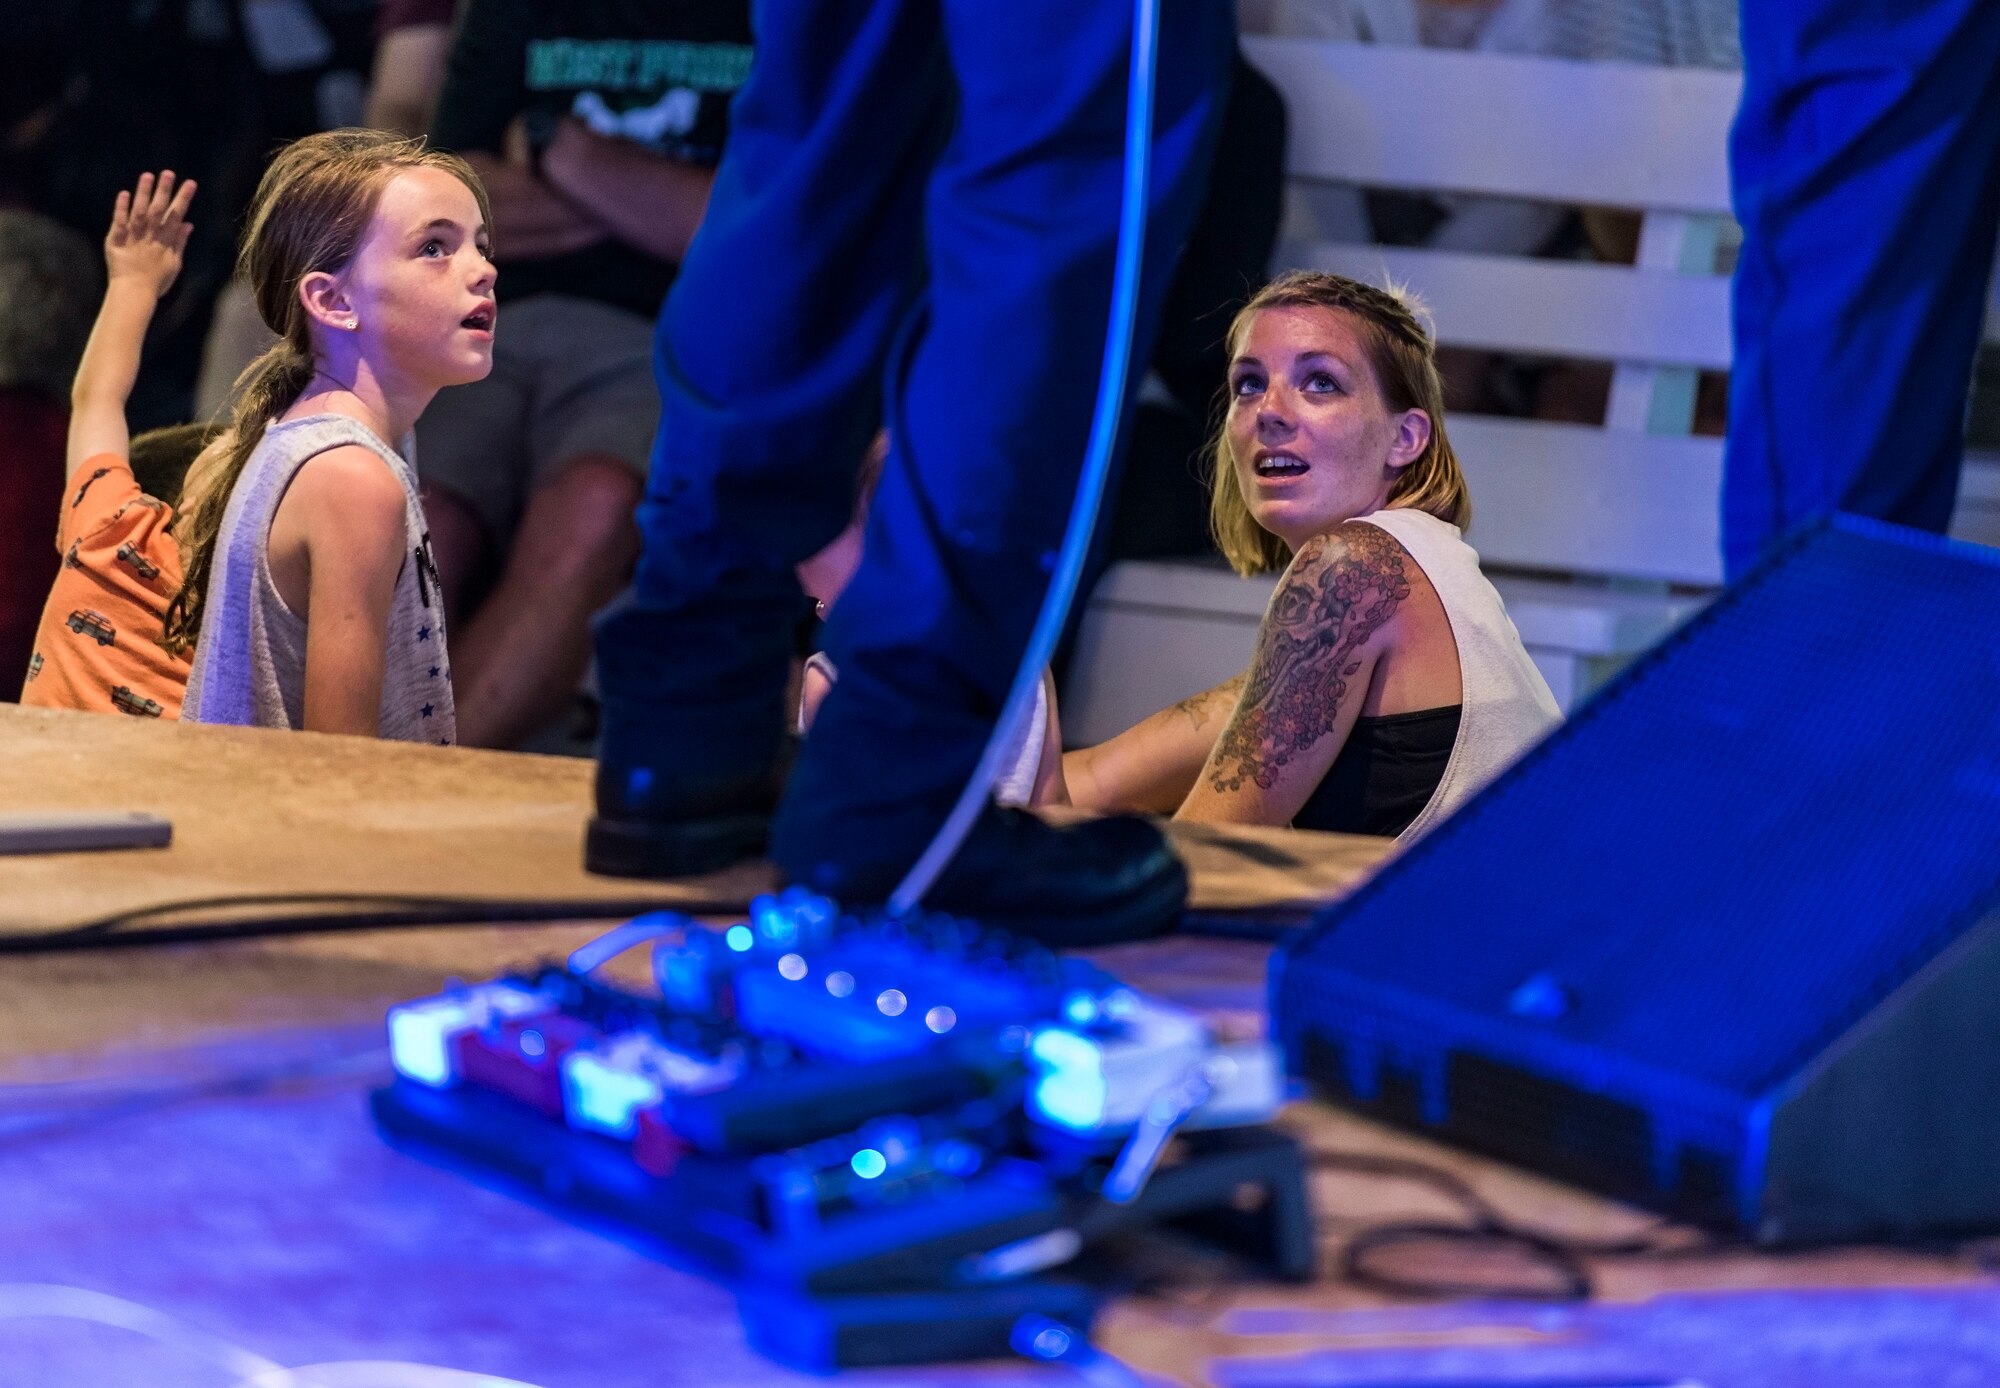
[585,753,788,879]
[783,805,1188,948]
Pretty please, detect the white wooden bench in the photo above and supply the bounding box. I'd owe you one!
[1064,37,2000,742]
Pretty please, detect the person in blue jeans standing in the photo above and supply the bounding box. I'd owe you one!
[1725,0,2000,580]
[589,0,1234,943]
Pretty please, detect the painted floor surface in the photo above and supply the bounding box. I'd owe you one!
[1210,1287,2000,1386]
[0,929,1992,1387]
[0,1030,1051,1388]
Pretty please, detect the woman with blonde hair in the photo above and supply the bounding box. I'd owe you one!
[1063,271,1560,838]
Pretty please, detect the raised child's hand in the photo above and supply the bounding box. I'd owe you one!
[105,170,197,297]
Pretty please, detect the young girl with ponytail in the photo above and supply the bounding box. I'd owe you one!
[169,130,495,742]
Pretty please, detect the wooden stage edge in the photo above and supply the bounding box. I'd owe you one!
[0,704,1393,941]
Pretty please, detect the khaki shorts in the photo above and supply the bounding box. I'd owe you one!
[413,294,659,547]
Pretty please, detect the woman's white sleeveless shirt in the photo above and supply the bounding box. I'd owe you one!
[1353,507,1562,839]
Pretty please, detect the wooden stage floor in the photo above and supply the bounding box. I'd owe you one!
[0,705,1387,939]
[0,708,1993,1386]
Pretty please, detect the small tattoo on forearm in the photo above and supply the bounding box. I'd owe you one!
[1174,672,1247,730]
[1208,525,1410,793]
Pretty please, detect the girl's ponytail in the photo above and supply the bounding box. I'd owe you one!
[162,341,314,653]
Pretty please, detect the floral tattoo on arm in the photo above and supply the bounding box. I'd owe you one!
[1207,525,1411,793]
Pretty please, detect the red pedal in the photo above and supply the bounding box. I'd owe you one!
[633,1106,687,1177]
[453,1012,592,1116]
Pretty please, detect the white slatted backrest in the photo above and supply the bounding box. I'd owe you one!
[1296,242,1732,371]
[1242,36,2000,587]
[1241,36,1739,213]
[1245,36,1740,586]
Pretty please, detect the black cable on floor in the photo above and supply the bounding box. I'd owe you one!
[1310,1148,1704,1301]
[0,1047,386,1151]
[1178,908,1315,941]
[0,890,746,954]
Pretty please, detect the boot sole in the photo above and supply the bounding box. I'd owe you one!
[928,851,1190,948]
[585,811,770,880]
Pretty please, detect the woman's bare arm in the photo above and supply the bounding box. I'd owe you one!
[1177,523,1411,826]
[1062,671,1247,814]
[1030,670,1070,806]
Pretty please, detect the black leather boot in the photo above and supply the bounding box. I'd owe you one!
[781,804,1187,948]
[585,754,787,879]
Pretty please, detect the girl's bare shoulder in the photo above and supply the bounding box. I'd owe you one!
[282,444,405,546]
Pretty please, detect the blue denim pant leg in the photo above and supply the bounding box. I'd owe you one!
[594,0,951,805]
[774,0,1234,890]
[1724,0,2000,580]
[598,0,1233,869]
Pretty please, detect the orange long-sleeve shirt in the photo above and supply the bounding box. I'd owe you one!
[20,453,191,718]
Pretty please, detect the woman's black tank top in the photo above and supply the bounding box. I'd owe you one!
[1291,704,1462,837]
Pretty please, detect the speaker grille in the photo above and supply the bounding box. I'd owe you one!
[1443,1053,1653,1198]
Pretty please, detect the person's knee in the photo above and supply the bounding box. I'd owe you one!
[419,483,492,613]
[515,454,643,581]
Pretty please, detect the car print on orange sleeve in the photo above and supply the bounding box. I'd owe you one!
[115,542,161,580]
[71,467,112,508]
[65,610,115,646]
[110,685,165,717]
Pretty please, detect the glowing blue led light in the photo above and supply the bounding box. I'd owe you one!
[877,989,907,1017]
[925,1005,956,1034]
[562,1048,662,1139]
[778,952,808,981]
[518,1029,547,1059]
[754,900,798,946]
[1030,1027,1099,1069]
[826,971,854,998]
[1028,1026,1109,1130]
[1061,991,1100,1027]
[388,1001,471,1087]
[770,918,800,946]
[725,924,754,953]
[850,1148,888,1179]
[389,983,556,1088]
[1032,1325,1071,1359]
[1034,1071,1109,1130]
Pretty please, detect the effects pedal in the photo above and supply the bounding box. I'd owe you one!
[371,891,1310,1370]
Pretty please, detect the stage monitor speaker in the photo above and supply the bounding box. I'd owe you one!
[1272,516,2000,1245]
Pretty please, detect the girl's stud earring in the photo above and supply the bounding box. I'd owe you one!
[345,319,359,330]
